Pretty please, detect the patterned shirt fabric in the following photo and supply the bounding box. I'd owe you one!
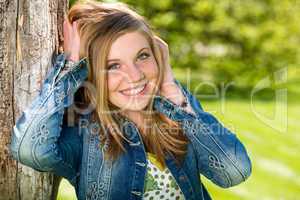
[143,152,185,200]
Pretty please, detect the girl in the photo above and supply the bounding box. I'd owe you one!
[9,1,252,200]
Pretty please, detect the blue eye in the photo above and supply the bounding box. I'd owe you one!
[138,52,150,60]
[107,63,120,70]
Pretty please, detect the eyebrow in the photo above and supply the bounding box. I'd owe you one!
[107,47,150,62]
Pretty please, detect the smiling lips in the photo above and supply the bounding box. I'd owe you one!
[120,82,148,96]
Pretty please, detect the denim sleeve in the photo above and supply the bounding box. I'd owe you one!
[153,79,252,188]
[9,53,88,186]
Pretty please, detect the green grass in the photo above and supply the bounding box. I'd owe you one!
[200,99,300,200]
[57,99,300,200]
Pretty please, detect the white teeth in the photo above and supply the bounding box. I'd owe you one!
[121,84,146,96]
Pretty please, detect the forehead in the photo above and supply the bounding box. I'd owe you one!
[108,31,150,59]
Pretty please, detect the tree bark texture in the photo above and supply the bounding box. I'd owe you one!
[0,0,68,199]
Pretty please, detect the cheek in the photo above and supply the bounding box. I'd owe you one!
[141,59,159,79]
[107,73,123,92]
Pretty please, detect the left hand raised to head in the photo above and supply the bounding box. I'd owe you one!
[154,36,196,115]
[154,36,175,86]
[154,36,183,103]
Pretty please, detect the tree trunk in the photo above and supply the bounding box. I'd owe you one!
[0,0,68,199]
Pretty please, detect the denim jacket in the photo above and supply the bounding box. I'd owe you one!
[9,53,252,200]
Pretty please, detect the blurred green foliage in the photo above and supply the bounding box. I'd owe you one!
[69,0,300,95]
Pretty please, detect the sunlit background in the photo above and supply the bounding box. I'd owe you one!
[57,0,300,199]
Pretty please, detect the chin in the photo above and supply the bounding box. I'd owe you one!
[115,100,150,112]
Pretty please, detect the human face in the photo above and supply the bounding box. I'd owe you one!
[106,31,159,112]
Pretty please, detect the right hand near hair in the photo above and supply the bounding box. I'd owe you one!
[63,17,80,62]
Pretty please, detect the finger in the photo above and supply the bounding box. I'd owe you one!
[154,35,161,41]
[154,35,165,45]
[63,21,69,51]
[63,18,73,38]
[72,21,76,31]
[153,36,163,51]
[63,21,68,49]
[63,18,73,52]
[72,21,80,39]
[154,36,162,47]
[72,21,77,30]
[156,39,166,60]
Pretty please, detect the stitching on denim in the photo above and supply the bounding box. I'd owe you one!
[174,79,202,116]
[51,55,66,89]
[86,132,112,200]
[15,54,84,164]
[188,118,247,184]
[208,155,225,169]
[154,95,196,121]
[195,118,247,181]
[189,132,223,169]
[190,134,231,187]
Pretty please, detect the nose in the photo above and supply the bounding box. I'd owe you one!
[125,62,145,83]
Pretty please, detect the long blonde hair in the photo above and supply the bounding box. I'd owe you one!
[68,0,189,167]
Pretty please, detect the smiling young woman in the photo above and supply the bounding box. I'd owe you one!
[9,1,252,200]
[66,1,192,167]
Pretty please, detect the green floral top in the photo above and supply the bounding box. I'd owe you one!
[143,152,185,200]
